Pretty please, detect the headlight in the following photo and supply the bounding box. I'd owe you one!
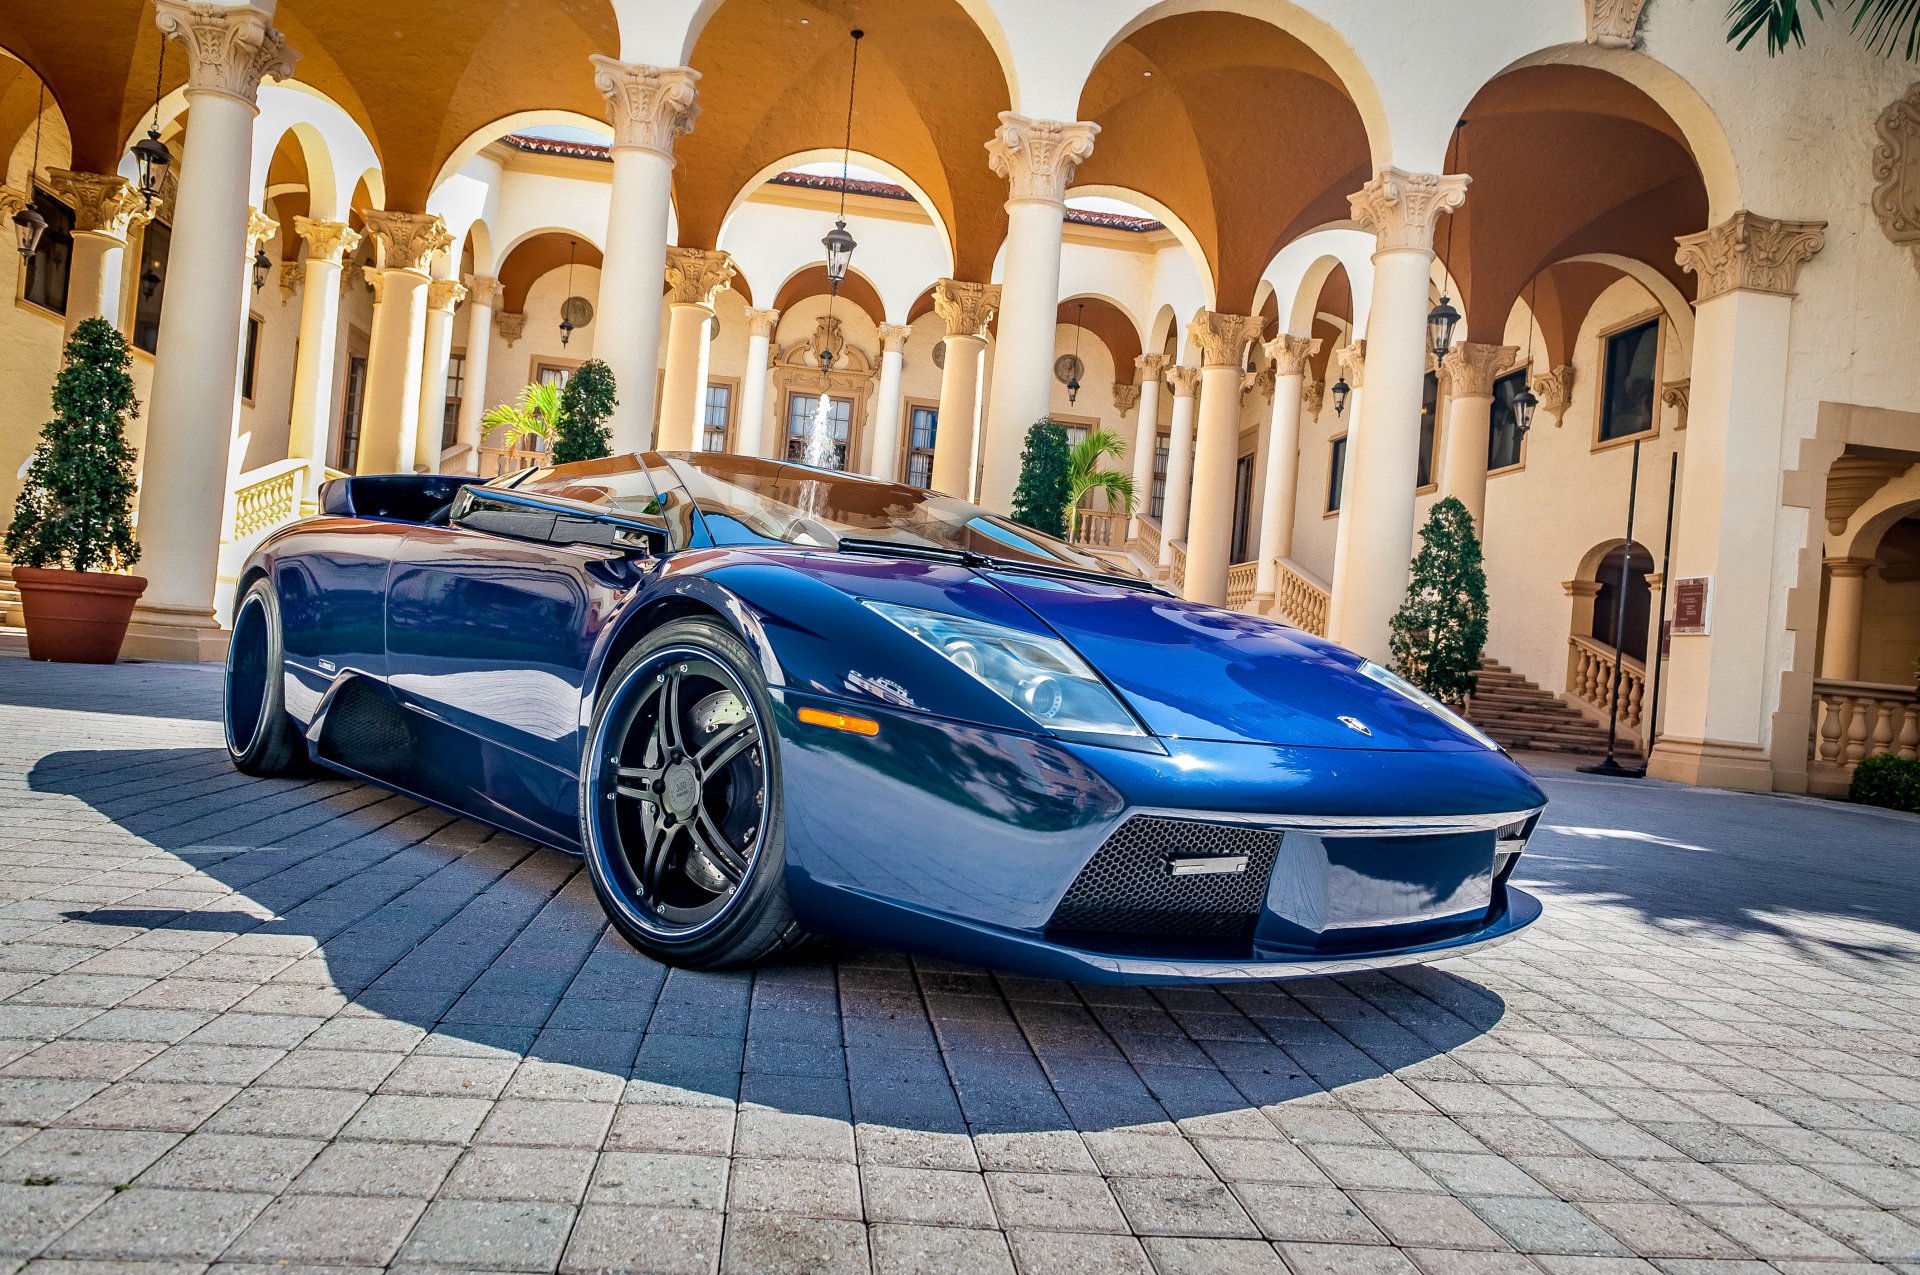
[1358,660,1502,751]
[862,600,1146,739]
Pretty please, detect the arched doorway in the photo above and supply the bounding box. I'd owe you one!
[1592,542,1653,663]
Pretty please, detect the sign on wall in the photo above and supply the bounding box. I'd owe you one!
[1671,575,1711,636]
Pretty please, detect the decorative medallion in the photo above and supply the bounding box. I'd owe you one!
[1871,83,1920,276]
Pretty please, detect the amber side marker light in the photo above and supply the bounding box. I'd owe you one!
[798,706,880,736]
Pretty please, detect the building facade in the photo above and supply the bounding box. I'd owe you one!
[2,0,1918,797]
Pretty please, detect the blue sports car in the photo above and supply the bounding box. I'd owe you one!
[223,451,1544,982]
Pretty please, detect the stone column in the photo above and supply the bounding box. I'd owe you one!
[977,113,1099,511]
[736,306,779,458]
[455,275,502,473]
[1183,312,1265,605]
[869,323,912,481]
[1157,366,1202,576]
[659,247,734,452]
[1129,354,1168,540]
[1648,211,1826,790]
[46,171,148,334]
[591,57,699,453]
[285,218,360,484]
[1819,558,1871,682]
[125,0,297,662]
[1252,335,1320,608]
[356,210,452,475]
[1436,341,1519,528]
[929,279,999,499]
[414,277,467,472]
[1326,169,1469,660]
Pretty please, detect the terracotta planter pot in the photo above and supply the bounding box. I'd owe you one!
[13,566,149,664]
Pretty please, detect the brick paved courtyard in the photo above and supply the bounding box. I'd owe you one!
[2,655,1918,1274]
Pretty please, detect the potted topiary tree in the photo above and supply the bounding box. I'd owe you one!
[552,359,618,464]
[1388,496,1489,709]
[5,318,147,663]
[1010,419,1072,538]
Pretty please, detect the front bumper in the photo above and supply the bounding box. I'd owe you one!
[774,692,1545,983]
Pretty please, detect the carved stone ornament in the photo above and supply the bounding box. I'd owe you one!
[463,274,505,310]
[1252,365,1277,403]
[277,260,301,303]
[665,246,735,308]
[590,56,700,158]
[1532,364,1575,425]
[496,311,527,347]
[0,187,25,220]
[1438,342,1519,399]
[1674,210,1826,302]
[339,255,365,294]
[245,207,278,256]
[876,322,912,352]
[809,315,850,370]
[46,171,148,240]
[1348,168,1469,253]
[933,279,999,339]
[1112,382,1141,416]
[1164,365,1202,398]
[154,0,298,109]
[427,279,468,314]
[1871,83,1920,276]
[985,113,1100,207]
[1660,379,1690,431]
[1825,454,1910,535]
[1334,340,1366,390]
[360,210,453,273]
[1586,0,1649,48]
[1303,378,1326,417]
[1135,352,1170,380]
[1187,312,1264,369]
[746,307,783,339]
[1262,333,1320,378]
[294,216,361,265]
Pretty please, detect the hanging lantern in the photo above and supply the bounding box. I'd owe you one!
[251,246,271,293]
[1331,375,1351,416]
[12,202,47,263]
[821,218,855,293]
[559,239,578,345]
[132,43,171,211]
[141,264,162,299]
[819,30,863,299]
[1513,382,1539,438]
[1426,293,1460,360]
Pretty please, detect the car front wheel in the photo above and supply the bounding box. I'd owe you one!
[224,576,310,777]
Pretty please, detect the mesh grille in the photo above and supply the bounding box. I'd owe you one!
[1048,816,1280,944]
[319,679,413,773]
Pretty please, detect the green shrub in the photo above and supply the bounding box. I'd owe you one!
[553,359,617,464]
[1850,752,1920,813]
[1010,419,1071,538]
[1388,496,1488,708]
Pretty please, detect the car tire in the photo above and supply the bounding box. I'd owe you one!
[579,617,809,969]
[224,576,311,777]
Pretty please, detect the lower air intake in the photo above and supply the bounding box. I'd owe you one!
[1047,815,1279,947]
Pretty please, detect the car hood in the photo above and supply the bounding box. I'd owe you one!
[986,572,1496,752]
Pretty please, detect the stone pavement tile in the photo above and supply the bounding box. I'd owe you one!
[1688,1204,1861,1260]
[198,1087,364,1139]
[1138,1236,1287,1273]
[606,1104,735,1157]
[1789,1205,1920,1261]
[1349,1190,1513,1251]
[985,1171,1128,1234]
[222,1194,424,1266]
[442,1146,597,1203]
[472,1098,613,1149]
[732,1109,854,1162]
[43,1188,271,1262]
[721,1156,857,1219]
[1279,1240,1424,1274]
[1577,1202,1748,1259]
[1403,1250,1540,1275]
[1511,1156,1660,1203]
[287,1140,461,1196]
[1232,1184,1386,1245]
[1194,1134,1330,1185]
[1464,1197,1633,1257]
[1408,1153,1552,1199]
[23,1261,211,1275]
[377,1053,516,1098]
[54,1082,237,1133]
[136,1133,322,1193]
[394,1199,575,1271]
[856,1125,979,1171]
[502,1059,627,1103]
[1304,1144,1444,1193]
[256,1048,404,1092]
[1006,1230,1151,1274]
[1617,1160,1762,1206]
[1831,1164,1920,1210]
[0,1128,180,1185]
[0,1184,113,1259]
[869,1224,1015,1275]
[588,1151,729,1211]
[972,1130,1096,1174]
[861,1165,995,1228]
[1109,1175,1259,1238]
[130,1046,282,1087]
[560,1204,723,1275]
[337,1094,490,1143]
[1720,1162,1868,1207]
[719,1214,867,1275]
[1082,1129,1214,1177]
[3,1040,165,1080]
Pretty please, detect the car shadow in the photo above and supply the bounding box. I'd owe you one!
[32,746,1505,1135]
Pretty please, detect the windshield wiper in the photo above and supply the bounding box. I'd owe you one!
[832,536,1168,596]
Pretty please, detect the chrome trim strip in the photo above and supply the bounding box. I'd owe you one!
[1126,804,1547,837]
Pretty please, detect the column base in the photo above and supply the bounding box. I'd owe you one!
[1644,735,1774,792]
[1250,591,1274,615]
[121,602,230,664]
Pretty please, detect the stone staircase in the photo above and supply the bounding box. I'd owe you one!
[1467,658,1643,762]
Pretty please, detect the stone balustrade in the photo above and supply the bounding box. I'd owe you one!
[1071,510,1126,551]
[1225,561,1257,611]
[1566,633,1646,744]
[1810,678,1920,795]
[1272,558,1330,637]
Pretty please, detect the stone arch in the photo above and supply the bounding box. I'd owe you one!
[1069,183,1215,311]
[427,111,612,203]
[0,50,71,188]
[1263,229,1375,337]
[1836,466,1920,562]
[463,218,497,277]
[497,231,605,313]
[1148,303,1180,359]
[1577,536,1656,665]
[1058,293,1143,378]
[715,148,955,279]
[773,263,887,331]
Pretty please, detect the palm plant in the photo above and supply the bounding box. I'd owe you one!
[1727,0,1920,59]
[481,381,563,453]
[1064,430,1136,539]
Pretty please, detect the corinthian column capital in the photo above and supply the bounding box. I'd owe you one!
[427,279,468,314]
[245,207,279,256]
[1134,352,1170,381]
[294,216,361,265]
[154,0,299,110]
[1164,365,1202,399]
[933,279,999,339]
[1348,168,1470,253]
[744,307,782,339]
[1262,333,1321,378]
[665,246,735,308]
[985,113,1099,207]
[877,322,912,352]
[1675,210,1827,302]
[1438,341,1519,398]
[591,56,700,159]
[1334,340,1366,389]
[360,210,453,273]
[1187,312,1265,369]
[463,274,504,309]
[46,171,149,240]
